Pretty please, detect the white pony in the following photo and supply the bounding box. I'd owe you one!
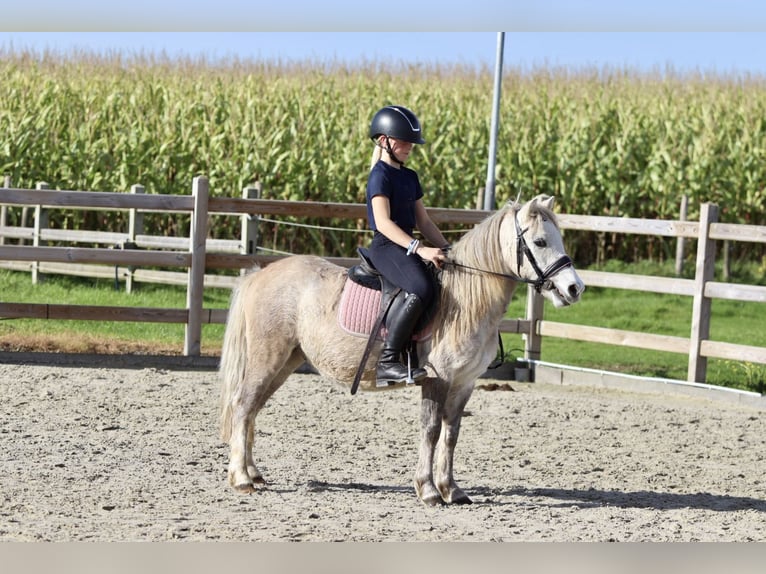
[219,195,585,505]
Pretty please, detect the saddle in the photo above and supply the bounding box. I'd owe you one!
[343,248,437,336]
[345,247,438,395]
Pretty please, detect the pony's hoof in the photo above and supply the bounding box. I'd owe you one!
[247,466,266,485]
[451,494,473,505]
[416,482,445,506]
[422,493,446,507]
[233,482,257,494]
[440,487,473,505]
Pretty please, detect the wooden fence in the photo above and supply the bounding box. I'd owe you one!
[1,177,765,385]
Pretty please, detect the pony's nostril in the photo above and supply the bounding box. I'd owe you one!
[568,284,581,298]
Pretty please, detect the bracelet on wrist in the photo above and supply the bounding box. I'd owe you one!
[406,238,420,256]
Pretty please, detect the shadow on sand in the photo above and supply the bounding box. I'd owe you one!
[304,480,766,512]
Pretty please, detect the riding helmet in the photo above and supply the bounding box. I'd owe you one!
[369,105,426,144]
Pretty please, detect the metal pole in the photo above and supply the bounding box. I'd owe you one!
[483,32,505,211]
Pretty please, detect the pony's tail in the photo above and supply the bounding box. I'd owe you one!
[218,275,251,443]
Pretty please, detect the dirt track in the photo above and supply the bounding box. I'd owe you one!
[0,360,764,541]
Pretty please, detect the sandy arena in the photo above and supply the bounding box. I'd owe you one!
[0,358,764,542]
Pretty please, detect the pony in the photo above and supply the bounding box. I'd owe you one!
[219,194,585,506]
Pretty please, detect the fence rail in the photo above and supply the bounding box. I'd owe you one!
[1,177,765,385]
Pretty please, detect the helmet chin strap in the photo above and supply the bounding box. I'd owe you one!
[381,136,405,166]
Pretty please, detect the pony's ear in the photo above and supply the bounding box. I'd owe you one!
[505,191,523,209]
[533,194,555,211]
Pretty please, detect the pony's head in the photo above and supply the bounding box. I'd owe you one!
[508,195,585,307]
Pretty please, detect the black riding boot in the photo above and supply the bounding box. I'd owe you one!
[377,293,428,385]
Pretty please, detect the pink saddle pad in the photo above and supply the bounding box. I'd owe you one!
[337,279,432,341]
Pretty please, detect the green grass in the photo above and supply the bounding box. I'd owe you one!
[501,286,766,393]
[0,269,229,354]
[499,258,766,393]
[1,264,764,393]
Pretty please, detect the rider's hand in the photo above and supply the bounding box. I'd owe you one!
[418,245,447,269]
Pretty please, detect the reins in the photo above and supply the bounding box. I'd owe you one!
[443,258,570,292]
[443,209,573,293]
[444,260,531,283]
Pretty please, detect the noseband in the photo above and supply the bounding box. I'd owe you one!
[446,209,573,293]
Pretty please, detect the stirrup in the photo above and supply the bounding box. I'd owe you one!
[375,351,426,388]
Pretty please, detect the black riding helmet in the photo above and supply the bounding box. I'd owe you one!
[369,105,426,145]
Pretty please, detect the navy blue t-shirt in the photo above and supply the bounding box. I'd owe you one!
[365,160,423,236]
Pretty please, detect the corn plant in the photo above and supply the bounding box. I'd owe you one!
[1,50,764,262]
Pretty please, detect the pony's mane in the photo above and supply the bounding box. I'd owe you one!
[434,202,515,346]
[434,197,559,346]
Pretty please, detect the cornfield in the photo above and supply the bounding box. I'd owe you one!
[1,49,765,264]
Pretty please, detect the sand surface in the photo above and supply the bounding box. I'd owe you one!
[1,361,764,541]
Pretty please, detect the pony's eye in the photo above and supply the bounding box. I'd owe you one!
[533,238,547,248]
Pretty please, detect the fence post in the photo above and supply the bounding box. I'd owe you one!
[20,192,30,246]
[675,194,688,276]
[687,202,718,383]
[523,285,544,362]
[240,182,262,275]
[0,175,10,247]
[32,182,50,285]
[126,184,145,294]
[184,176,209,356]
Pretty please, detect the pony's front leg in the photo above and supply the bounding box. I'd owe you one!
[414,378,448,506]
[434,387,474,505]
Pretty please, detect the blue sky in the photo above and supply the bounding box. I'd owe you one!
[2,1,766,31]
[2,32,765,77]
[2,2,766,76]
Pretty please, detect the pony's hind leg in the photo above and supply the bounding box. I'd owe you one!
[244,416,263,485]
[227,349,304,492]
[227,375,269,492]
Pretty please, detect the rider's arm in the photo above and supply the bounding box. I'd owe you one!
[371,195,417,248]
[414,199,449,250]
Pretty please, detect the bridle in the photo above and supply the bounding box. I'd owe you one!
[445,209,573,293]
